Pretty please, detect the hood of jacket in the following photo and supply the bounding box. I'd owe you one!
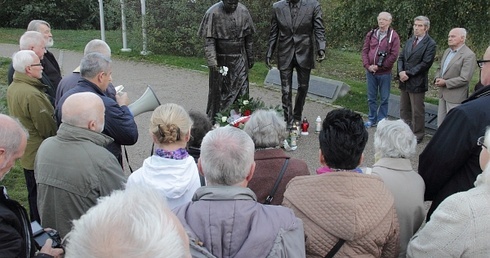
[132,155,199,199]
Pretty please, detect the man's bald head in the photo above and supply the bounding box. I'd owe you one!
[84,39,111,58]
[61,92,105,133]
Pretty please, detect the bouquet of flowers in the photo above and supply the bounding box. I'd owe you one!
[214,94,280,128]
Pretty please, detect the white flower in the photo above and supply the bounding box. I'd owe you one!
[242,100,249,105]
[221,116,228,123]
[219,66,228,76]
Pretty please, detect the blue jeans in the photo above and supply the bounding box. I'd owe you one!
[366,72,391,123]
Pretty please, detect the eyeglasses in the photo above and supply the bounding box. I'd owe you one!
[30,63,42,67]
[477,60,490,69]
[477,136,486,148]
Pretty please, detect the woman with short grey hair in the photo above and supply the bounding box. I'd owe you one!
[244,110,309,205]
[371,119,425,258]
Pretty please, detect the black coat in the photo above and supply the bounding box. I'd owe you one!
[397,35,437,93]
[418,86,490,219]
[0,187,37,258]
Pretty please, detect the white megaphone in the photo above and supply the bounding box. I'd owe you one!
[128,85,161,116]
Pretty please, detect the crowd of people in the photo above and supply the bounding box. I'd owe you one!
[1,1,490,257]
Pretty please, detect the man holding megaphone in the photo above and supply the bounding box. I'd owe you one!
[56,53,138,165]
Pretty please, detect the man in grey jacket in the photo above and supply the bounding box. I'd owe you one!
[173,126,305,258]
[35,92,127,238]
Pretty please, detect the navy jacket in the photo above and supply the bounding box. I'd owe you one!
[55,78,138,163]
[419,86,490,220]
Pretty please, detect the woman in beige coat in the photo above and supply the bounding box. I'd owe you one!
[283,109,399,257]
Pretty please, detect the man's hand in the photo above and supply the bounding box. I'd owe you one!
[317,50,326,62]
[368,65,378,73]
[265,57,272,70]
[40,239,64,258]
[399,71,409,82]
[116,92,130,107]
[434,78,446,87]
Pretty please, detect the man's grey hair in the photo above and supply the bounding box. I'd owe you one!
[0,114,28,155]
[243,109,287,148]
[80,52,111,79]
[27,20,51,31]
[19,31,44,50]
[374,119,417,160]
[455,27,467,41]
[414,15,430,29]
[65,186,189,258]
[378,11,392,20]
[200,127,255,186]
[84,39,111,58]
[12,50,37,73]
[61,92,105,130]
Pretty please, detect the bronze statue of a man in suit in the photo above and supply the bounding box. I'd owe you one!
[266,0,326,126]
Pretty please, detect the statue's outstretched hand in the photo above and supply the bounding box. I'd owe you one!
[317,50,326,62]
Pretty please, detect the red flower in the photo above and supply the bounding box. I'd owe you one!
[243,110,251,116]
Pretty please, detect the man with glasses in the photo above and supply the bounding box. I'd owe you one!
[419,46,490,221]
[7,31,57,107]
[434,28,476,126]
[7,50,57,223]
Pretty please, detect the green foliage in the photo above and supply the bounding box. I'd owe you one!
[328,0,490,55]
[0,0,120,30]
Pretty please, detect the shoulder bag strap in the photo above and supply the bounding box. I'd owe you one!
[264,157,290,204]
[324,239,346,258]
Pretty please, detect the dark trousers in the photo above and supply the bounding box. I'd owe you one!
[399,89,425,141]
[279,58,311,126]
[23,169,40,223]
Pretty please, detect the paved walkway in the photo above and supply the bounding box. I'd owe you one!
[0,43,428,174]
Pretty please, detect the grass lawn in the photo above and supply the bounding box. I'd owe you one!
[0,28,481,209]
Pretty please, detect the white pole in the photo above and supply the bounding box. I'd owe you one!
[140,0,148,55]
[120,0,131,52]
[99,0,106,41]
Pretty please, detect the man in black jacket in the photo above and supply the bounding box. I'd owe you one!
[0,114,63,258]
[27,20,62,89]
[397,15,436,143]
[419,46,490,221]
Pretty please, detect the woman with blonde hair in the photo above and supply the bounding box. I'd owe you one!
[126,103,201,209]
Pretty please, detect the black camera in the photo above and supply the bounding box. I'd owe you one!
[31,221,63,250]
[377,51,387,67]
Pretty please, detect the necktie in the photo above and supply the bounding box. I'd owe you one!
[291,4,298,20]
[412,37,418,50]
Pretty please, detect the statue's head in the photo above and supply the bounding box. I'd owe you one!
[222,0,238,13]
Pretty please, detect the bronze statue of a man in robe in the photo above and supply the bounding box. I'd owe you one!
[199,0,255,122]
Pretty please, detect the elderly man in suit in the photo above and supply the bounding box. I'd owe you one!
[397,15,436,143]
[266,0,326,127]
[434,28,476,126]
